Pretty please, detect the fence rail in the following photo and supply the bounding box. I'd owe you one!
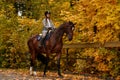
[63,41,120,48]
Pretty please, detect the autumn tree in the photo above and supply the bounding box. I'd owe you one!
[59,0,120,78]
[0,0,120,78]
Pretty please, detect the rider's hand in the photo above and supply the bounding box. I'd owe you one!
[48,27,52,30]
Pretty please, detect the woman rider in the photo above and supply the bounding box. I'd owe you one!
[39,11,55,47]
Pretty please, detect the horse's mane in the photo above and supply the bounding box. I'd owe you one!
[57,21,74,29]
[57,22,67,29]
[52,22,67,39]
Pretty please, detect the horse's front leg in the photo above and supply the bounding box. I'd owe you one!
[57,52,63,78]
[43,54,49,77]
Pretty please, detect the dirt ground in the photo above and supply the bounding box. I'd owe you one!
[0,69,119,80]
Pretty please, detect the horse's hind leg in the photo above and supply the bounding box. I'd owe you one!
[43,56,49,77]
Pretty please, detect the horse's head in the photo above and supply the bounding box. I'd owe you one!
[64,21,75,41]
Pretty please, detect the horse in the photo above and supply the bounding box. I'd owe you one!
[27,21,75,77]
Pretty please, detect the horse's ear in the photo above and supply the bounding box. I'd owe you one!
[68,21,76,25]
[68,21,72,23]
[74,22,77,25]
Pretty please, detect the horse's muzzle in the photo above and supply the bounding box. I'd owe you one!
[69,38,72,41]
[68,35,73,41]
[66,31,73,41]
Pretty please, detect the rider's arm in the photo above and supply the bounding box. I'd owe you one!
[42,19,48,28]
[42,19,55,30]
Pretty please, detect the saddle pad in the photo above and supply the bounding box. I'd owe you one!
[37,35,42,41]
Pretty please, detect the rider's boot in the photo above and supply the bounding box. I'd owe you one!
[39,38,44,47]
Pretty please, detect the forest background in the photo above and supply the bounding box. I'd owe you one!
[0,0,120,79]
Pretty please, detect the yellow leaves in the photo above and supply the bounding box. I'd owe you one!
[71,0,120,43]
[61,2,70,10]
[97,63,109,71]
[82,48,96,57]
[0,9,6,17]
[60,10,70,17]
[114,23,120,30]
[18,17,41,28]
[49,0,55,5]
[106,55,115,62]
[92,48,118,72]
[60,10,78,23]
[93,29,114,43]
[94,54,103,62]
[75,60,87,72]
[10,47,16,53]
[54,22,61,28]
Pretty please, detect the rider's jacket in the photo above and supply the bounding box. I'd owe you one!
[42,18,55,31]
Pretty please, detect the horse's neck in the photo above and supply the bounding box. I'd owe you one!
[54,27,64,40]
[50,26,64,45]
[48,25,65,49]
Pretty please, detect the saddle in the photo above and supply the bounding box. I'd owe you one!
[37,30,53,46]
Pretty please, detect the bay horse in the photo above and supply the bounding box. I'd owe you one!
[27,21,75,77]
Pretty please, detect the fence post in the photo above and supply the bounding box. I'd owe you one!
[66,48,69,70]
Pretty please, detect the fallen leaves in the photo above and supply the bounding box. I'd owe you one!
[0,68,105,80]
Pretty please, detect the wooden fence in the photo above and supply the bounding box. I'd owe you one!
[62,41,120,68]
[63,41,120,48]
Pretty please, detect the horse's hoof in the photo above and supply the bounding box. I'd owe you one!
[43,74,46,77]
[59,75,64,78]
[30,74,33,76]
[30,73,37,76]
[33,72,37,76]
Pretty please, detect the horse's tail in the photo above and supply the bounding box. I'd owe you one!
[27,39,31,51]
